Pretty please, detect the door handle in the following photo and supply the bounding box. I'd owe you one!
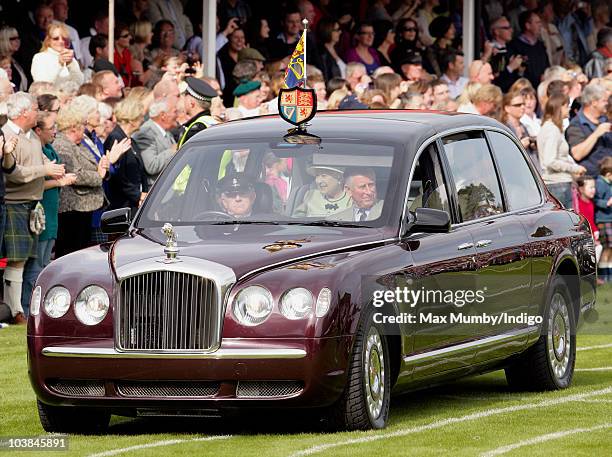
[475,239,493,248]
[457,242,474,250]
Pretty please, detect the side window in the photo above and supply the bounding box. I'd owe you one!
[408,145,450,214]
[442,132,504,222]
[487,131,541,210]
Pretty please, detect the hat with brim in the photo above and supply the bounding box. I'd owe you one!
[233,80,262,97]
[217,173,255,194]
[185,76,217,102]
[307,165,345,177]
[238,47,266,62]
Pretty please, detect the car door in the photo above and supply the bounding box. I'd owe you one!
[439,131,532,361]
[402,143,479,378]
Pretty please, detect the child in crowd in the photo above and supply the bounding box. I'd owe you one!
[594,158,612,282]
[575,176,603,273]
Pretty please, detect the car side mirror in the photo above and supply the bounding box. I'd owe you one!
[101,208,131,234]
[404,207,450,234]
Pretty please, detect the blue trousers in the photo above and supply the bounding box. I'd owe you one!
[21,239,55,316]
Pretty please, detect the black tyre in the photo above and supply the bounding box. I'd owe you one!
[326,306,391,430]
[37,400,110,434]
[505,276,576,390]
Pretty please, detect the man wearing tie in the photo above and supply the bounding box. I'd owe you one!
[330,167,384,222]
[132,98,178,186]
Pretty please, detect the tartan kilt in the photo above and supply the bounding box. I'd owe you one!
[597,222,612,249]
[4,203,38,261]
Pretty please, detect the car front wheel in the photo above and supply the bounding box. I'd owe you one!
[326,306,391,430]
[37,400,110,434]
[505,276,576,390]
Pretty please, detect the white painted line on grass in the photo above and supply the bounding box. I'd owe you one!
[575,399,612,403]
[576,367,612,372]
[480,423,612,457]
[87,435,232,457]
[577,343,612,352]
[287,386,612,457]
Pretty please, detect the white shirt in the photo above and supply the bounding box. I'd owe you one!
[353,206,371,222]
[440,74,468,100]
[31,48,84,85]
[5,119,32,139]
[521,113,541,137]
[237,105,261,118]
[152,120,172,141]
[80,27,97,69]
[457,103,480,115]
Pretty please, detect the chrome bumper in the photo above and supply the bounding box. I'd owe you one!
[42,347,307,360]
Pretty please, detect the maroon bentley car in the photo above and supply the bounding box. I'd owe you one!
[28,111,596,432]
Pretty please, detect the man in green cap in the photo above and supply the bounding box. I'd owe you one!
[177,76,219,148]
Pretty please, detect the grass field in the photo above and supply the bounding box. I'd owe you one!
[1,287,611,457]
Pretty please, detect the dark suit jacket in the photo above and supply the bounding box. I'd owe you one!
[105,125,148,213]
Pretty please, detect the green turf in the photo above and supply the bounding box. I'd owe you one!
[1,286,611,457]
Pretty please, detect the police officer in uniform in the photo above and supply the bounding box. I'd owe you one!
[177,76,219,148]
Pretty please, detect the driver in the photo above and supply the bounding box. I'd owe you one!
[217,173,257,218]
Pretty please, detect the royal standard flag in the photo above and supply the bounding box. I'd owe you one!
[282,30,306,89]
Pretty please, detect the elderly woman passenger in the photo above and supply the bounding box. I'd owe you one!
[53,101,108,257]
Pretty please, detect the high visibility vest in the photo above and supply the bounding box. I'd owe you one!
[177,115,216,149]
[173,115,217,194]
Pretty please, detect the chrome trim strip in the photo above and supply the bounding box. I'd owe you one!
[402,326,538,363]
[42,346,307,360]
[399,125,546,236]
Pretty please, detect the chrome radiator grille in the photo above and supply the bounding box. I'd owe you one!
[118,271,219,351]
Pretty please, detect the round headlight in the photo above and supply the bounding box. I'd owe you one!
[30,285,42,316]
[75,285,110,325]
[43,286,71,318]
[233,286,274,326]
[280,287,314,320]
[315,288,332,317]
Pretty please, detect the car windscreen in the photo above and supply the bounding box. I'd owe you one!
[136,139,404,228]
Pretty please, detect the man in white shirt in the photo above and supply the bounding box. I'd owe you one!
[50,0,83,67]
[439,51,468,100]
[79,11,109,70]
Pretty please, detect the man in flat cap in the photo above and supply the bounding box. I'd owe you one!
[177,76,219,148]
[217,172,257,218]
[233,80,263,117]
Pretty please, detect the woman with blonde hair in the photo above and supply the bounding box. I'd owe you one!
[326,88,350,110]
[537,93,586,208]
[0,26,28,91]
[53,102,108,257]
[105,97,148,214]
[468,60,494,84]
[31,23,83,85]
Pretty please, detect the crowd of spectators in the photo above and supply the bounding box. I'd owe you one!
[0,0,611,325]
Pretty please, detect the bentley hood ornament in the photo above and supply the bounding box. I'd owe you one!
[160,223,180,263]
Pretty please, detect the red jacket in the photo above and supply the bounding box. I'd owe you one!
[114,47,133,87]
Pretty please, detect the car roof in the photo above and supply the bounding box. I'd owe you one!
[188,110,512,150]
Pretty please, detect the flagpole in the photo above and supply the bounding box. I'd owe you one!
[302,18,308,87]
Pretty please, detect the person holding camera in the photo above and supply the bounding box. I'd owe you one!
[537,93,586,208]
[503,90,540,171]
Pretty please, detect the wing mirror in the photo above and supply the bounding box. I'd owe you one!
[404,207,450,234]
[101,208,132,234]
